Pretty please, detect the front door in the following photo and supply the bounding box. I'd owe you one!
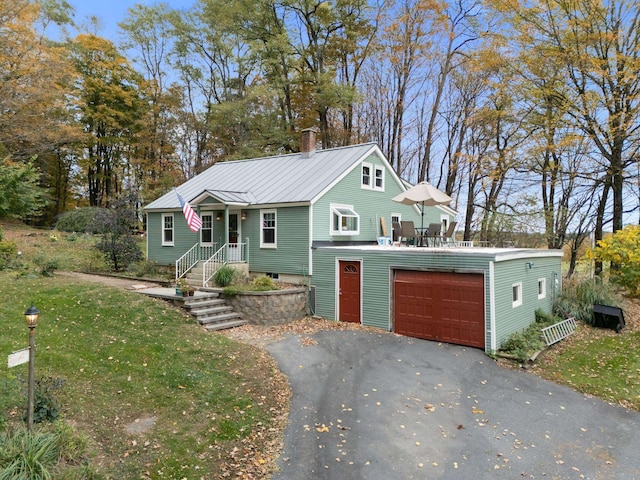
[339,260,361,323]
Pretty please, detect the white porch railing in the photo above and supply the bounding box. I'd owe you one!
[202,243,247,287]
[175,243,218,281]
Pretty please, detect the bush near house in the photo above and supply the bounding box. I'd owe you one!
[587,225,640,295]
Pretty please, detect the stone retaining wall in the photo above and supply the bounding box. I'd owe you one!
[224,287,308,325]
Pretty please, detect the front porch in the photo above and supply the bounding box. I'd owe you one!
[176,242,248,287]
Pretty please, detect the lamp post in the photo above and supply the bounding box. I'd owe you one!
[25,305,40,431]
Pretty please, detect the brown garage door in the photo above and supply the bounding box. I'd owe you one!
[394,270,485,348]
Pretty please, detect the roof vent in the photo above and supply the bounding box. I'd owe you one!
[300,127,318,157]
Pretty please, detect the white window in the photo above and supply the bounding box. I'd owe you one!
[512,282,523,308]
[201,213,213,245]
[331,205,360,236]
[261,209,277,248]
[162,213,174,246]
[361,163,371,188]
[374,166,384,190]
[391,214,401,241]
[538,278,546,299]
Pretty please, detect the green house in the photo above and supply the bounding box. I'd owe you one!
[144,130,455,285]
[144,130,563,353]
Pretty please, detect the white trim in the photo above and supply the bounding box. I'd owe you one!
[200,212,214,246]
[308,206,313,276]
[361,162,372,189]
[512,282,523,308]
[161,213,174,246]
[538,277,547,299]
[330,204,360,236]
[374,165,385,191]
[440,214,449,231]
[489,262,496,352]
[335,257,363,324]
[260,209,277,248]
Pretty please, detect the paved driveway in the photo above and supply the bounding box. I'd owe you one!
[266,330,640,479]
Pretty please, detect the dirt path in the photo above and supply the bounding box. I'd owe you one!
[58,271,162,290]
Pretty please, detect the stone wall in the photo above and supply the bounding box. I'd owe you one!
[224,287,308,326]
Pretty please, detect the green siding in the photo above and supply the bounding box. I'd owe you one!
[311,154,449,242]
[492,256,562,347]
[147,211,204,266]
[243,206,310,276]
[312,247,562,353]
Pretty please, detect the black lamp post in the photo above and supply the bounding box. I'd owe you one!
[25,305,40,431]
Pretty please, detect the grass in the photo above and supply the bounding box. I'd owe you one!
[0,221,288,478]
[534,325,640,411]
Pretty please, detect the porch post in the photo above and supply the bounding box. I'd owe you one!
[224,205,230,261]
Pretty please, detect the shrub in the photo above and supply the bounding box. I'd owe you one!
[21,377,64,425]
[222,285,241,297]
[214,265,235,287]
[55,208,103,233]
[0,239,18,270]
[554,278,620,326]
[133,259,158,278]
[34,254,59,277]
[91,202,142,272]
[0,427,60,480]
[587,225,640,295]
[251,276,277,291]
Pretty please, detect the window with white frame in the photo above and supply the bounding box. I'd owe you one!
[331,205,360,236]
[201,213,213,245]
[162,213,174,246]
[361,163,371,188]
[261,209,277,248]
[538,278,546,299]
[391,214,401,241]
[512,282,523,307]
[374,166,384,190]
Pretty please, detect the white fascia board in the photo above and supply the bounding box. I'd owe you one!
[494,250,565,262]
[309,144,379,205]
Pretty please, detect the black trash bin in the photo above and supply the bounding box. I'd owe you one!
[592,303,625,332]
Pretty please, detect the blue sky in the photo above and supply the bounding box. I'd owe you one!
[65,0,194,41]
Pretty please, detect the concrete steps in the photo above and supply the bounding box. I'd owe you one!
[182,292,246,331]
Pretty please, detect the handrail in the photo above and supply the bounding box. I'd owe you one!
[176,243,199,281]
[202,243,247,287]
[203,244,227,287]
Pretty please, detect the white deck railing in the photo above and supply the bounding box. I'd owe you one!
[175,243,218,281]
[202,243,247,287]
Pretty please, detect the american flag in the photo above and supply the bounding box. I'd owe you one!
[176,191,202,232]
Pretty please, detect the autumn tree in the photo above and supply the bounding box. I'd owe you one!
[69,34,148,207]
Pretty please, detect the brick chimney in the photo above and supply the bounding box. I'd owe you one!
[300,127,318,157]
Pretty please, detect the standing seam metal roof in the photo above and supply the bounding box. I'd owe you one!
[144,143,378,210]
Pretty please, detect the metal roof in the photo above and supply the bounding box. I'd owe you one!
[144,143,379,210]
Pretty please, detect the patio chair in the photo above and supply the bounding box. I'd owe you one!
[441,221,457,246]
[400,221,419,246]
[392,221,402,244]
[425,223,443,247]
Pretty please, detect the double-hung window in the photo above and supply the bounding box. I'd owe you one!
[201,214,213,245]
[374,166,384,190]
[362,163,371,188]
[162,214,174,246]
[331,205,360,236]
[261,209,277,248]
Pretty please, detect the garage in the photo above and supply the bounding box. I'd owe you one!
[393,270,485,348]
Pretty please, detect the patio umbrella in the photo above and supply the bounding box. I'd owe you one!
[392,181,453,231]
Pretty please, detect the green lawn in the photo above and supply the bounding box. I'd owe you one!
[0,273,288,478]
[534,321,640,411]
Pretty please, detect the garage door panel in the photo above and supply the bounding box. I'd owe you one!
[394,271,484,349]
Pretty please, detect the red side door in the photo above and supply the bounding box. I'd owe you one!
[339,260,361,323]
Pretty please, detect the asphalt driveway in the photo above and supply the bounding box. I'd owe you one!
[266,330,640,479]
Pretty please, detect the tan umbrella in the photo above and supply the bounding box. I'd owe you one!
[392,181,452,231]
